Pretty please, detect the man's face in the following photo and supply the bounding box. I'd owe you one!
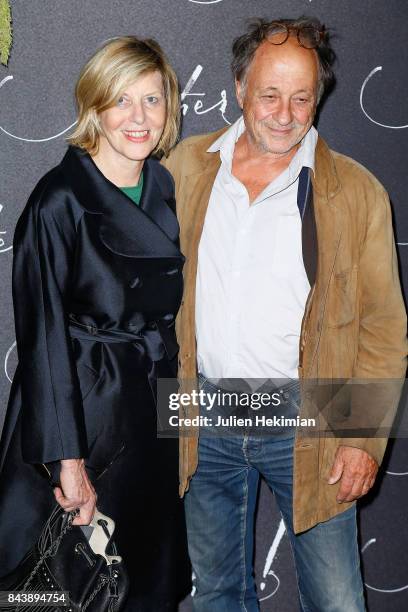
[236,36,319,156]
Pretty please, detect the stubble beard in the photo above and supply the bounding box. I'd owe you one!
[254,120,312,157]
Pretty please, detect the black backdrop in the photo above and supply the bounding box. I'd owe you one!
[0,1,407,610]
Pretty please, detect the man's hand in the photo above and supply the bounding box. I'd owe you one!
[54,458,97,525]
[328,446,378,503]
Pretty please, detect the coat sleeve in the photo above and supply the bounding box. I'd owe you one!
[12,173,89,464]
[341,183,408,464]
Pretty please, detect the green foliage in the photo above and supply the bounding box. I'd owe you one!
[0,0,12,66]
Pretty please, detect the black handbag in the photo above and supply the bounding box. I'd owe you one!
[0,505,129,611]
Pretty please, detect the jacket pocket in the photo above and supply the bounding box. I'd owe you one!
[327,266,358,328]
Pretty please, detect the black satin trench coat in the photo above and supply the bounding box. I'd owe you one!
[0,147,191,610]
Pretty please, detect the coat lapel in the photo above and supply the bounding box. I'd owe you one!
[178,152,221,318]
[139,158,180,243]
[305,138,343,373]
[312,138,343,297]
[61,147,182,259]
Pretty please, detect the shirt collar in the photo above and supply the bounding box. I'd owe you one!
[207,116,245,168]
[207,115,318,176]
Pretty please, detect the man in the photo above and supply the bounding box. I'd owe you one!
[163,17,407,611]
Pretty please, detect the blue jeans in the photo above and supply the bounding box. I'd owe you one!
[185,379,365,612]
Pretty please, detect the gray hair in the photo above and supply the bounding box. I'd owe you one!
[231,16,335,103]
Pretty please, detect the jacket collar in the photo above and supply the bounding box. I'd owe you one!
[183,127,227,177]
[60,146,181,258]
[189,126,341,202]
[312,137,341,201]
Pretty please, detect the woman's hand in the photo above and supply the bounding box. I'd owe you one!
[54,458,97,525]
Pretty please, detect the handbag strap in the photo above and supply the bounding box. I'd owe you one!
[82,570,119,612]
[22,506,76,592]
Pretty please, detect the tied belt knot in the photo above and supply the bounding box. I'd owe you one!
[68,314,178,362]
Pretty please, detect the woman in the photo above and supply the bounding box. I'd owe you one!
[0,36,190,610]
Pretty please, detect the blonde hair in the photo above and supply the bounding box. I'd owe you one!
[68,36,180,156]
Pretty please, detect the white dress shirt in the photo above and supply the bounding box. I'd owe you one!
[196,116,317,380]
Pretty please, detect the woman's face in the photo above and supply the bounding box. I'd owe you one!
[97,70,166,166]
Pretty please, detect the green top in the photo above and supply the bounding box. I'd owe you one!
[120,172,144,206]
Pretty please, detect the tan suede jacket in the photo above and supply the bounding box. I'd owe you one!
[163,129,407,533]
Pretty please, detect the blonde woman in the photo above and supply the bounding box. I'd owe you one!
[0,37,190,610]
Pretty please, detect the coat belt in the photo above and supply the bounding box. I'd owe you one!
[68,316,178,362]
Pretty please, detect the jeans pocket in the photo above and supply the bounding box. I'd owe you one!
[198,373,207,391]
